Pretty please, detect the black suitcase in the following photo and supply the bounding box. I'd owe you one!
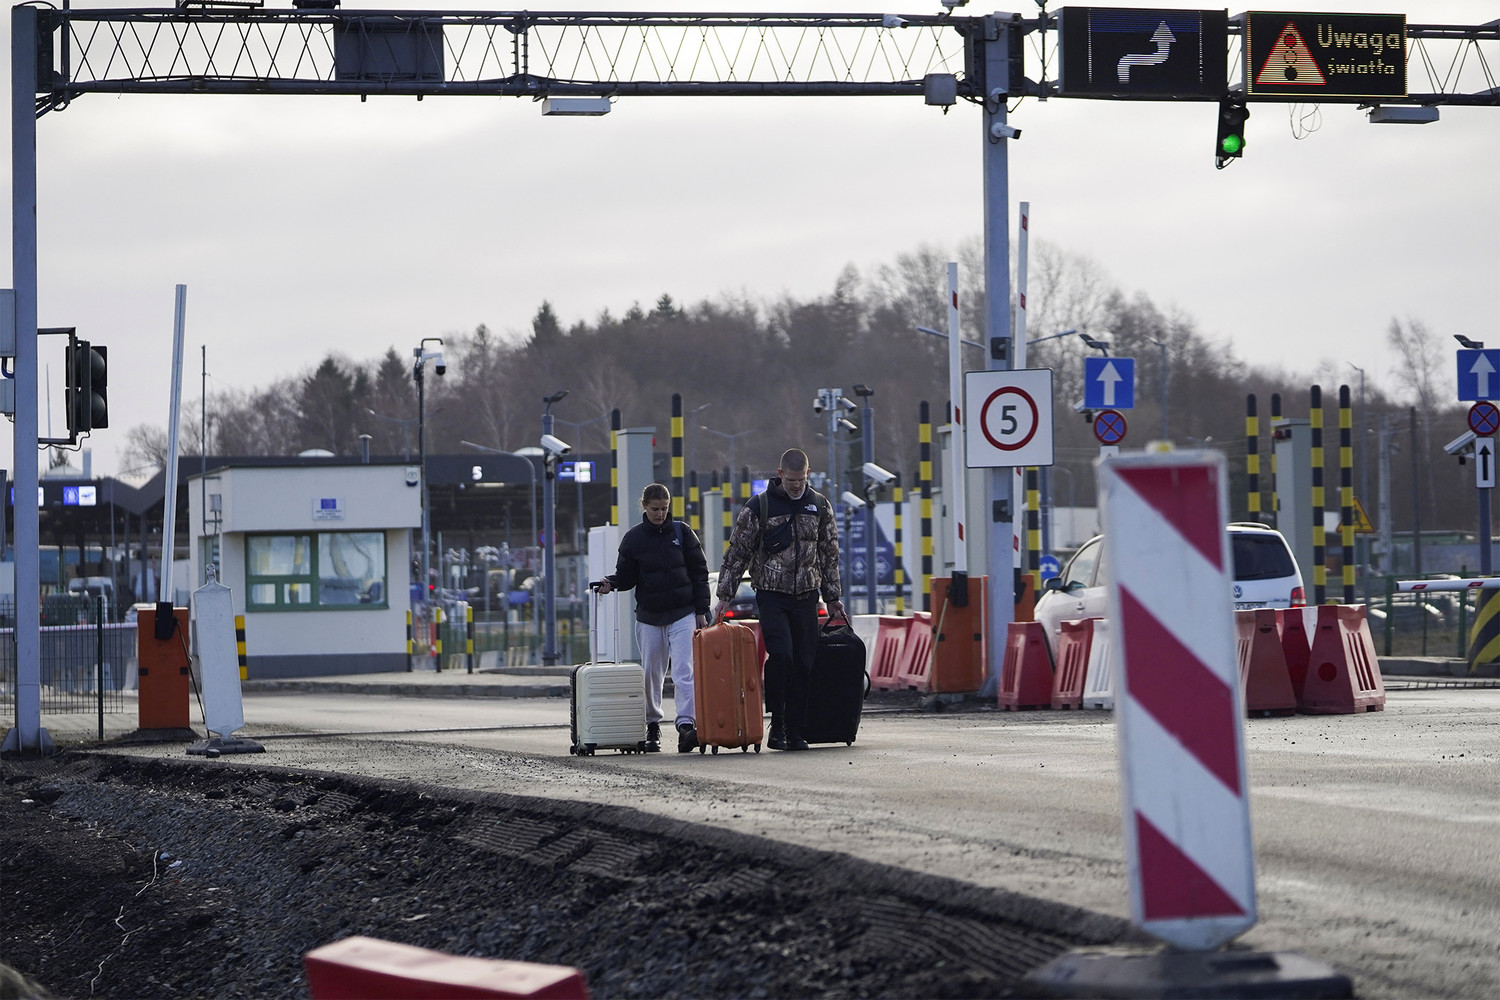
[801,618,867,745]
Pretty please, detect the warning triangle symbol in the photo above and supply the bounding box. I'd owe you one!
[1256,22,1327,87]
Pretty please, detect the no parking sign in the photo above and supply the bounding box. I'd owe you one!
[965,369,1054,468]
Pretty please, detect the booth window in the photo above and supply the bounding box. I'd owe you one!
[246,531,387,610]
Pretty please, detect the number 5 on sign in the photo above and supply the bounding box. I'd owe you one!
[965,369,1054,468]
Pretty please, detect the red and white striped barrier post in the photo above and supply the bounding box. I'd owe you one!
[1101,451,1256,950]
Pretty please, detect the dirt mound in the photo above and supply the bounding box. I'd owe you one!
[2,751,1131,999]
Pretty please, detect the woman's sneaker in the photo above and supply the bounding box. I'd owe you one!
[677,722,699,753]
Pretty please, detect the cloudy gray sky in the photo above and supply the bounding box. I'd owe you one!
[5,1,1496,480]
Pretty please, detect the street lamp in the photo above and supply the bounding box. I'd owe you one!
[541,390,570,666]
[1078,333,1111,356]
[1455,334,1485,349]
[685,401,712,479]
[413,337,446,605]
[1025,328,1079,347]
[699,424,756,474]
[1149,336,1169,439]
[852,383,879,614]
[364,407,419,460]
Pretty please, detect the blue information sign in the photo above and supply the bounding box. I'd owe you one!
[1084,356,1135,410]
[1457,350,1500,401]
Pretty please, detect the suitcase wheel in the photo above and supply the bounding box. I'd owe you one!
[754,744,761,753]
[698,744,706,754]
[740,745,748,753]
[711,745,719,755]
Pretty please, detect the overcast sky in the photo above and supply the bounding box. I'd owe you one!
[4,1,1496,481]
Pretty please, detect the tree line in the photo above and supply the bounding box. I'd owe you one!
[122,239,1474,536]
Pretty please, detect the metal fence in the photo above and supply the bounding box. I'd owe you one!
[0,597,138,726]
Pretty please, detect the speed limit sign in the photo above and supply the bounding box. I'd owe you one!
[964,369,1054,468]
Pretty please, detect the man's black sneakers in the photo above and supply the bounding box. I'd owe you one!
[768,725,809,751]
[677,722,699,753]
[646,721,661,753]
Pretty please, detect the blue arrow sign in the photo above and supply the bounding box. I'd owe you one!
[1457,350,1500,401]
[1039,554,1062,581]
[1084,356,1135,410]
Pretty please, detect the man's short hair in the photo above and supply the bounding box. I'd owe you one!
[779,449,809,473]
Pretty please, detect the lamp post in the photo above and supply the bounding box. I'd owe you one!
[541,390,570,666]
[699,425,756,476]
[459,440,539,634]
[853,383,878,614]
[364,407,419,460]
[1149,336,1169,439]
[412,337,446,605]
[552,410,609,549]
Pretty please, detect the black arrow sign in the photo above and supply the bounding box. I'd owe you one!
[1479,439,1495,488]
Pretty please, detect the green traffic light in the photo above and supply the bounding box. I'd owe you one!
[1220,134,1244,155]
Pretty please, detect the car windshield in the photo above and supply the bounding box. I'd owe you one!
[1232,534,1296,581]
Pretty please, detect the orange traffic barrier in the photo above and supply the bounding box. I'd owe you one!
[305,936,589,1000]
[999,621,1054,711]
[1080,618,1116,710]
[1277,606,1315,699]
[929,576,987,694]
[1300,604,1386,714]
[1050,618,1092,709]
[895,612,934,690]
[1235,609,1298,717]
[869,615,912,691]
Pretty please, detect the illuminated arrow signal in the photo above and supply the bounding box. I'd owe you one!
[1117,21,1176,83]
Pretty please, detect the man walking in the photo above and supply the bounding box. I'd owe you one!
[714,448,845,751]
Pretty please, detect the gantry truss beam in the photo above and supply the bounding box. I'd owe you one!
[33,8,1500,118]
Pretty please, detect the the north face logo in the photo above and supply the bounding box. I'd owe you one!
[804,503,817,512]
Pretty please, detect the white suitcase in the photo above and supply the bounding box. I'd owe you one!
[569,584,648,756]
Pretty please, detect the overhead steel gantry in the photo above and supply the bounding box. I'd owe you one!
[27,8,1499,114]
[7,7,1498,753]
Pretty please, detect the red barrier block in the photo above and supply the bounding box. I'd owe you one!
[1051,619,1093,709]
[869,615,912,691]
[1235,609,1297,717]
[1300,605,1386,715]
[895,612,934,690]
[1277,607,1314,699]
[999,621,1055,711]
[305,936,589,1000]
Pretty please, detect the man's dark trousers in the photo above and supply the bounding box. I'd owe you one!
[756,590,820,733]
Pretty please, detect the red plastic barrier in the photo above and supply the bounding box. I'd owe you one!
[895,612,934,690]
[1235,609,1298,717]
[305,936,589,1000]
[1050,619,1093,709]
[1277,607,1314,699]
[1300,604,1386,714]
[869,615,912,691]
[999,621,1055,711]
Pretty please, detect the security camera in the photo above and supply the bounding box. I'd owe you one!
[862,462,896,485]
[1444,430,1477,457]
[540,433,572,457]
[990,122,1022,140]
[840,491,867,508]
[422,349,447,376]
[838,397,858,412]
[813,396,826,413]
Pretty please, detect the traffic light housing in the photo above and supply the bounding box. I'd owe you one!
[65,339,108,434]
[1215,99,1250,169]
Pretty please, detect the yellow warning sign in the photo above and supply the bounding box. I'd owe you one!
[1342,496,1375,534]
[1255,22,1328,88]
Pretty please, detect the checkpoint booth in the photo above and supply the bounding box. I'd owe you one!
[187,461,420,678]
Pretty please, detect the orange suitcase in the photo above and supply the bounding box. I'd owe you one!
[692,621,764,754]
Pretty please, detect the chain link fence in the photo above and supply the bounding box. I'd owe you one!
[0,597,138,731]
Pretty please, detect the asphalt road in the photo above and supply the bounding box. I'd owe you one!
[75,682,1500,999]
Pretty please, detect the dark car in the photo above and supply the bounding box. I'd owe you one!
[720,572,759,620]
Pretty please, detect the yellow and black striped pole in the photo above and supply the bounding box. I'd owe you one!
[1246,394,1261,522]
[235,614,248,680]
[1468,591,1500,672]
[466,603,476,674]
[918,400,933,613]
[740,466,751,504]
[1310,385,1326,605]
[1025,467,1041,600]
[1270,392,1282,528]
[405,609,414,672]
[689,470,700,533]
[671,393,685,520]
[893,472,906,615]
[434,605,445,670]
[1339,384,1355,603]
[610,409,621,527]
